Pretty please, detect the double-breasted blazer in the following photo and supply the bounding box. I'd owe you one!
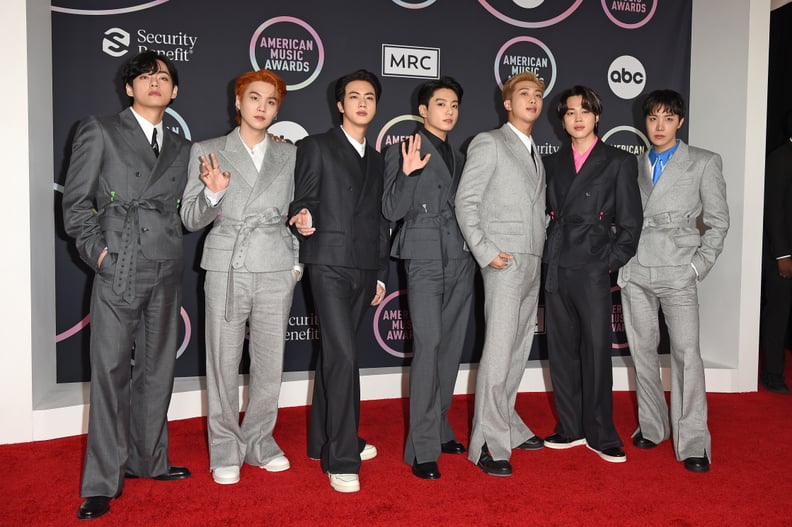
[455,124,546,268]
[543,139,642,283]
[288,127,389,281]
[382,129,467,261]
[63,108,190,271]
[180,128,299,272]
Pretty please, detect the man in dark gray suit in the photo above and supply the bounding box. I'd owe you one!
[455,72,548,477]
[382,77,475,480]
[62,51,191,520]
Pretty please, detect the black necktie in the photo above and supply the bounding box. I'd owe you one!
[151,128,159,157]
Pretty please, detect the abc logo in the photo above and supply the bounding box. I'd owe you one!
[607,55,646,100]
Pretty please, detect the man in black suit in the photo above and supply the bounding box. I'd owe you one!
[62,51,191,520]
[542,85,642,463]
[760,115,792,395]
[382,77,474,480]
[288,70,390,493]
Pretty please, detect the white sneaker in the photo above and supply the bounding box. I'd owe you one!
[261,455,291,472]
[212,466,240,485]
[328,473,360,493]
[360,443,378,461]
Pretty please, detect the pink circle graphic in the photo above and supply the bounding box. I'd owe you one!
[56,307,192,359]
[51,1,169,15]
[494,36,557,94]
[479,0,583,29]
[600,0,657,29]
[249,16,324,91]
[372,289,413,359]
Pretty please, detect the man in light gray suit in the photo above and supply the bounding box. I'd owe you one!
[180,70,300,485]
[62,51,191,520]
[383,77,474,480]
[455,72,547,477]
[618,90,729,473]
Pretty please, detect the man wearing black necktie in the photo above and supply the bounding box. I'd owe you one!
[62,51,191,520]
[382,77,474,480]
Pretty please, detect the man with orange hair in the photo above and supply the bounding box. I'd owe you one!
[181,70,300,485]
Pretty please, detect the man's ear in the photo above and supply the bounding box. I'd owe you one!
[125,84,134,97]
[171,86,179,100]
[678,117,685,130]
[337,100,344,114]
[503,100,512,112]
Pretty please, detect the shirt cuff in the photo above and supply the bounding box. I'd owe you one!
[377,280,386,293]
[690,262,699,278]
[777,255,791,260]
[203,187,227,207]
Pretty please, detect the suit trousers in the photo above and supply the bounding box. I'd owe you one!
[81,255,181,498]
[760,256,792,376]
[204,269,295,470]
[620,262,710,461]
[545,265,622,451]
[307,264,376,474]
[403,257,475,465]
[468,254,540,464]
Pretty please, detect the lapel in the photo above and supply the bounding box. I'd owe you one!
[500,124,540,201]
[117,108,179,195]
[644,141,691,212]
[559,139,607,210]
[418,128,452,186]
[248,136,289,205]
[220,128,257,190]
[330,127,365,192]
[637,151,654,202]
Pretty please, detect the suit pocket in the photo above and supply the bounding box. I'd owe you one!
[673,232,701,248]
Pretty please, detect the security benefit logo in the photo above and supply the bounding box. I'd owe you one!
[101,26,197,61]
[373,291,414,359]
[382,45,440,80]
[494,37,557,94]
[478,0,583,28]
[250,17,324,91]
[601,0,657,29]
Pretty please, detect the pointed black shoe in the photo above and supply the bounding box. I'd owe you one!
[126,465,191,481]
[77,496,111,520]
[684,456,710,473]
[441,440,466,454]
[516,435,544,450]
[632,431,657,449]
[411,459,441,480]
[477,444,512,477]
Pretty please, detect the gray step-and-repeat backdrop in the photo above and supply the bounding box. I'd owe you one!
[52,0,688,383]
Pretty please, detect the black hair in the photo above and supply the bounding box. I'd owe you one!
[334,69,382,104]
[556,85,603,120]
[642,89,686,119]
[121,50,179,88]
[416,76,463,108]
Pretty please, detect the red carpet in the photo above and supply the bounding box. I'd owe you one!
[1,385,790,526]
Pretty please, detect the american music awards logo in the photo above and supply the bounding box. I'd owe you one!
[391,0,437,8]
[373,290,414,358]
[494,36,557,94]
[249,17,324,91]
[375,114,424,153]
[600,0,657,29]
[478,0,582,28]
[52,1,170,16]
[601,125,650,156]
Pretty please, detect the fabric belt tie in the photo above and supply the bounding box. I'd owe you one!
[544,211,606,293]
[404,208,455,267]
[225,210,285,321]
[105,199,170,303]
[643,211,690,228]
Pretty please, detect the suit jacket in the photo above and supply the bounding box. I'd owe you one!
[63,108,190,271]
[763,141,792,261]
[455,124,546,268]
[382,129,467,261]
[180,128,299,272]
[622,141,728,282]
[288,127,389,281]
[544,139,642,277]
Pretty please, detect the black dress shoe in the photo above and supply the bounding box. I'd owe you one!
[77,496,111,520]
[477,444,512,477]
[516,435,544,450]
[127,466,191,481]
[760,373,790,394]
[632,431,657,449]
[441,440,466,454]
[683,456,710,473]
[411,459,441,480]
